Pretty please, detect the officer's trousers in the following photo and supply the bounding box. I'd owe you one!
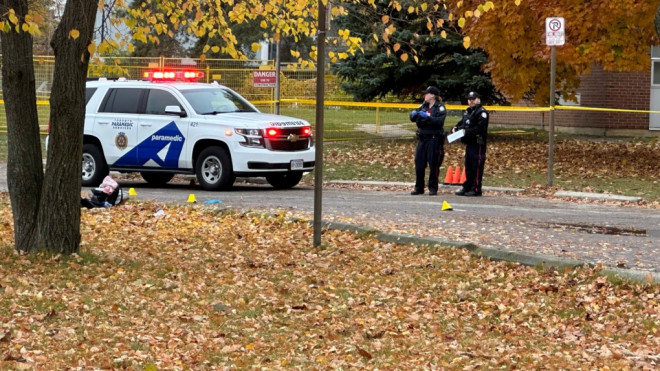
[414,135,445,193]
[462,143,487,193]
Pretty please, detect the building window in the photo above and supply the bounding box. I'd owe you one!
[653,61,660,85]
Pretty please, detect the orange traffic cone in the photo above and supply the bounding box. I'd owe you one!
[460,167,466,184]
[452,166,462,185]
[443,166,454,185]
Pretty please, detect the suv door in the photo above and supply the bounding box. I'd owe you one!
[136,88,189,169]
[96,87,146,166]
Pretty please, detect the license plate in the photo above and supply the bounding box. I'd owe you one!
[290,159,304,170]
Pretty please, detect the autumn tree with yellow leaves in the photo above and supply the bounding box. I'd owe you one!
[457,0,660,105]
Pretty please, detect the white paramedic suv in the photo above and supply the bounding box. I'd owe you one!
[79,71,315,190]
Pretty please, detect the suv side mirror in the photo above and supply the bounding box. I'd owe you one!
[165,105,186,117]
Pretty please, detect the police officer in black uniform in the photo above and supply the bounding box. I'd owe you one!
[410,86,447,196]
[452,91,489,196]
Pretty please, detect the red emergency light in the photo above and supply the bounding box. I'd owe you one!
[143,70,204,82]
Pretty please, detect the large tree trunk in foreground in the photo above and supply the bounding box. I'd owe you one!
[0,0,44,252]
[36,0,99,254]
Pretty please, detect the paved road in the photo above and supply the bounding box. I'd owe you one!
[1,165,659,273]
[119,177,660,273]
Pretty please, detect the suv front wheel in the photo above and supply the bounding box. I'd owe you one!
[195,146,235,191]
[82,144,108,187]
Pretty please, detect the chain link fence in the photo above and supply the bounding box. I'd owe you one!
[1,56,656,141]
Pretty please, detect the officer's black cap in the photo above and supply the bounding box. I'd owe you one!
[422,86,440,96]
[466,91,480,99]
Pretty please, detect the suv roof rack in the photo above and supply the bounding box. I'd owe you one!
[86,77,128,81]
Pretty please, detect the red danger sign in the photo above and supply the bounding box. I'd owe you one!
[253,70,276,88]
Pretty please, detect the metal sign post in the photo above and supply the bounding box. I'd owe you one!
[545,17,564,186]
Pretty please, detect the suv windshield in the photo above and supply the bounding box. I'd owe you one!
[181,88,258,115]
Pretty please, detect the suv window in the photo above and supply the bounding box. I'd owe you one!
[145,89,182,115]
[99,88,144,114]
[85,88,97,105]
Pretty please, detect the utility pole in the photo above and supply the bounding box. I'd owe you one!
[313,1,327,247]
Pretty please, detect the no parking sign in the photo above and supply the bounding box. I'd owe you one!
[546,17,565,46]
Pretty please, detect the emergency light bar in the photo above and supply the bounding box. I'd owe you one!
[143,70,205,81]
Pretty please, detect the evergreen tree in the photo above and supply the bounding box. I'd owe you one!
[330,0,503,104]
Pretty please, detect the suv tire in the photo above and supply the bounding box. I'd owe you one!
[140,172,175,186]
[265,171,303,189]
[82,144,108,187]
[195,146,235,191]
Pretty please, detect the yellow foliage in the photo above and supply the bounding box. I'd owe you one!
[8,10,18,25]
[133,30,147,44]
[462,36,470,49]
[69,29,80,40]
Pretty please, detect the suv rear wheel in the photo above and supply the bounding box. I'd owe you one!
[195,146,235,191]
[82,144,108,187]
[265,172,303,189]
[140,172,175,186]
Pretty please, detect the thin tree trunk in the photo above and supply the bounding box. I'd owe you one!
[0,0,44,252]
[656,5,660,40]
[36,0,99,254]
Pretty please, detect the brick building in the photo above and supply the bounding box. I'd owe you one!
[490,48,660,137]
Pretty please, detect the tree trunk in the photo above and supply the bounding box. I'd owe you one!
[37,0,100,254]
[0,0,44,252]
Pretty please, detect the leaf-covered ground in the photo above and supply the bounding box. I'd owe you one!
[324,134,660,203]
[0,197,658,369]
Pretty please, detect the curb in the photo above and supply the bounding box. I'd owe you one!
[320,220,660,285]
[328,180,645,202]
[554,190,642,202]
[327,180,524,193]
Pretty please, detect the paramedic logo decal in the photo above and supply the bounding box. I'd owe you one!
[114,122,185,168]
[115,132,128,150]
[112,119,134,130]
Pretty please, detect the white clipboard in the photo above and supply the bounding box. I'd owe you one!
[447,129,465,143]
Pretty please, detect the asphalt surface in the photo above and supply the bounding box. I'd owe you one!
[1,165,659,282]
